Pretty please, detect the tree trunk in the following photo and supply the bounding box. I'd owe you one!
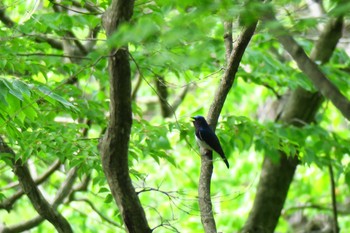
[242,12,343,233]
[100,0,151,232]
[242,88,323,232]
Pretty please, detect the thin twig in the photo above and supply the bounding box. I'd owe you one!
[50,1,101,15]
[73,198,123,229]
[1,159,61,191]
[0,160,61,211]
[0,168,78,233]
[15,53,91,60]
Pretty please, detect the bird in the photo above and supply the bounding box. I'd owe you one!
[191,116,229,168]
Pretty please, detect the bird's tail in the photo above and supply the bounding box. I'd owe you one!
[219,153,230,169]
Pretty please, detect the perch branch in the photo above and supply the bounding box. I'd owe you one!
[199,22,257,233]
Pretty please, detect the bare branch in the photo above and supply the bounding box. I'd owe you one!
[52,167,78,208]
[198,150,217,233]
[33,36,64,50]
[50,1,101,15]
[73,198,123,229]
[208,23,257,128]
[283,203,350,216]
[15,53,91,60]
[310,16,344,63]
[72,0,104,14]
[0,216,44,233]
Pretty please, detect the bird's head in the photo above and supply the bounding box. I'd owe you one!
[191,116,208,127]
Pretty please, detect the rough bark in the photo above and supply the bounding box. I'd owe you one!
[99,0,151,232]
[199,150,217,233]
[223,21,233,61]
[242,12,343,233]
[198,23,257,233]
[243,88,323,233]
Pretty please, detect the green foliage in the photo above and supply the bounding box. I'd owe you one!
[1,0,350,232]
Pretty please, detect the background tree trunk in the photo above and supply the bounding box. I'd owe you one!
[242,12,344,233]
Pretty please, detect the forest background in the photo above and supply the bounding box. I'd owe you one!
[1,0,350,232]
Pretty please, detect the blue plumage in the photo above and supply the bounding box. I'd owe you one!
[192,116,229,168]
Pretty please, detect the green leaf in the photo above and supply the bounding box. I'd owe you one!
[37,85,77,110]
[98,187,110,193]
[0,79,9,105]
[2,79,23,101]
[104,194,113,203]
[12,79,31,98]
[0,152,14,166]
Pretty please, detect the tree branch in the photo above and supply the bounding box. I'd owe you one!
[131,71,142,100]
[12,162,73,233]
[71,0,103,14]
[198,23,257,233]
[207,23,257,128]
[265,13,350,120]
[0,7,14,27]
[171,84,189,112]
[0,160,61,211]
[73,198,123,229]
[50,1,101,15]
[155,76,172,118]
[0,216,44,233]
[0,167,78,233]
[0,7,63,50]
[0,137,73,233]
[223,21,233,61]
